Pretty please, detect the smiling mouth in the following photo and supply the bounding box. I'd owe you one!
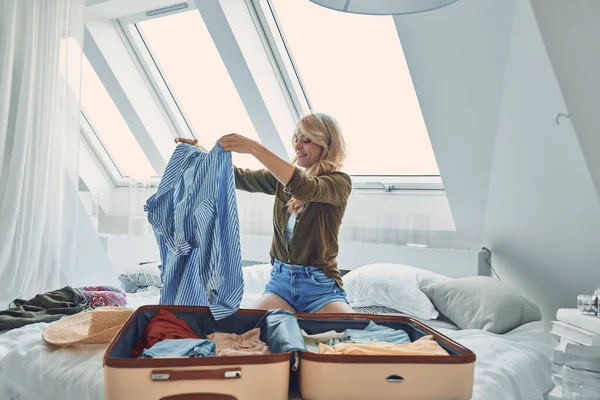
[297,153,307,157]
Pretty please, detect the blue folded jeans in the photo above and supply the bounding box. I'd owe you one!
[141,339,216,358]
[342,321,411,345]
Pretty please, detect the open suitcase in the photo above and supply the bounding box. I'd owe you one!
[103,305,475,400]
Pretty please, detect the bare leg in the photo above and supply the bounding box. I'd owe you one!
[315,301,355,314]
[251,293,296,312]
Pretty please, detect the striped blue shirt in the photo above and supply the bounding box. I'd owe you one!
[144,143,243,320]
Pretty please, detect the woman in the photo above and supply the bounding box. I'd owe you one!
[176,112,354,314]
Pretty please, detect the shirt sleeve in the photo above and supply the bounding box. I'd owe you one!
[284,167,352,206]
[234,167,278,195]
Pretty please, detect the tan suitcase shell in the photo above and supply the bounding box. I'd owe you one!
[295,313,475,400]
[104,306,475,400]
[104,306,292,400]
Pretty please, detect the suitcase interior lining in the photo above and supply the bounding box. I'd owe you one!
[108,309,458,359]
[108,310,305,358]
[297,319,459,355]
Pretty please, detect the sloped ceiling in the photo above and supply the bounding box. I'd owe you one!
[393,0,517,235]
[394,0,600,321]
[531,0,600,204]
[482,0,600,321]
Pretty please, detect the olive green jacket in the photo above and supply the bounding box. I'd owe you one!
[235,166,351,288]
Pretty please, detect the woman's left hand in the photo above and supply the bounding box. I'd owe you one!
[218,133,259,154]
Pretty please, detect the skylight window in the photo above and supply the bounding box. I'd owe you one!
[136,11,263,169]
[269,0,439,175]
[81,55,156,178]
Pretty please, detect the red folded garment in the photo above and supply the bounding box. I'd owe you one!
[132,309,200,357]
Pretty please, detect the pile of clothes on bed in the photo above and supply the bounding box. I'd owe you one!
[0,286,126,332]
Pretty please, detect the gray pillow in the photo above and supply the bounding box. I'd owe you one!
[421,276,541,334]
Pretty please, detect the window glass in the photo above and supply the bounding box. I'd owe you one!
[137,11,263,169]
[81,55,156,178]
[271,0,439,175]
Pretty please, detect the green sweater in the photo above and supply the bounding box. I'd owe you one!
[235,166,351,289]
[0,286,87,331]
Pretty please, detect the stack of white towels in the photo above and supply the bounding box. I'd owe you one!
[548,308,600,399]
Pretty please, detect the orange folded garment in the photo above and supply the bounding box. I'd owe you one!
[317,335,449,356]
[132,309,200,357]
[145,309,200,348]
[207,328,270,356]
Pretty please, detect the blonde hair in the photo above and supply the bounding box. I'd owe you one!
[287,112,347,214]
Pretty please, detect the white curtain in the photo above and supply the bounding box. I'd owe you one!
[0,0,85,307]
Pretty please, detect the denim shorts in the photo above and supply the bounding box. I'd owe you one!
[264,259,349,313]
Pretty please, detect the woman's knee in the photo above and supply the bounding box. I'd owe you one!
[252,293,296,312]
[314,301,355,314]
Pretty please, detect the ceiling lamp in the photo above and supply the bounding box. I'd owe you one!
[307,0,459,15]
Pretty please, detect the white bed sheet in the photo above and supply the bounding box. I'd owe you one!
[0,309,553,400]
[441,322,554,400]
[0,264,554,400]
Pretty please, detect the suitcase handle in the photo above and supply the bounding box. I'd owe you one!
[160,394,238,400]
[151,368,242,381]
[386,375,405,383]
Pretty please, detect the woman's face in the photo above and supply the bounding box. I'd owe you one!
[294,134,323,168]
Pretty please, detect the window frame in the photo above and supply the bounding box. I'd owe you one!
[248,0,442,189]
[245,0,311,119]
[351,175,443,191]
[116,15,197,142]
[117,1,292,162]
[103,0,442,192]
[80,111,125,182]
[82,24,169,185]
[80,111,161,187]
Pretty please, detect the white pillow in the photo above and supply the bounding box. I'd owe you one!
[242,263,273,296]
[342,263,451,320]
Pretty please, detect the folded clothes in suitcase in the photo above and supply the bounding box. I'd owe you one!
[104,306,303,400]
[103,305,475,400]
[294,312,475,400]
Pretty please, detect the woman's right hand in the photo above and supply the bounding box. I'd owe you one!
[175,137,207,151]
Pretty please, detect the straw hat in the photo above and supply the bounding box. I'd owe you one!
[43,307,134,347]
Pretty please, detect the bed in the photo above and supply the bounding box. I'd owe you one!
[0,263,554,400]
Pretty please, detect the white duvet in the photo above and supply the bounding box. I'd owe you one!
[440,322,554,400]
[0,318,553,400]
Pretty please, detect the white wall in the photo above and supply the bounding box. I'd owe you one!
[385,0,600,323]
[393,0,517,236]
[482,0,600,323]
[236,189,479,250]
[241,235,488,278]
[98,209,129,234]
[96,187,483,274]
[99,234,160,274]
[79,138,114,214]
[96,187,146,234]
[530,0,600,203]
[98,187,478,247]
[72,198,121,288]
